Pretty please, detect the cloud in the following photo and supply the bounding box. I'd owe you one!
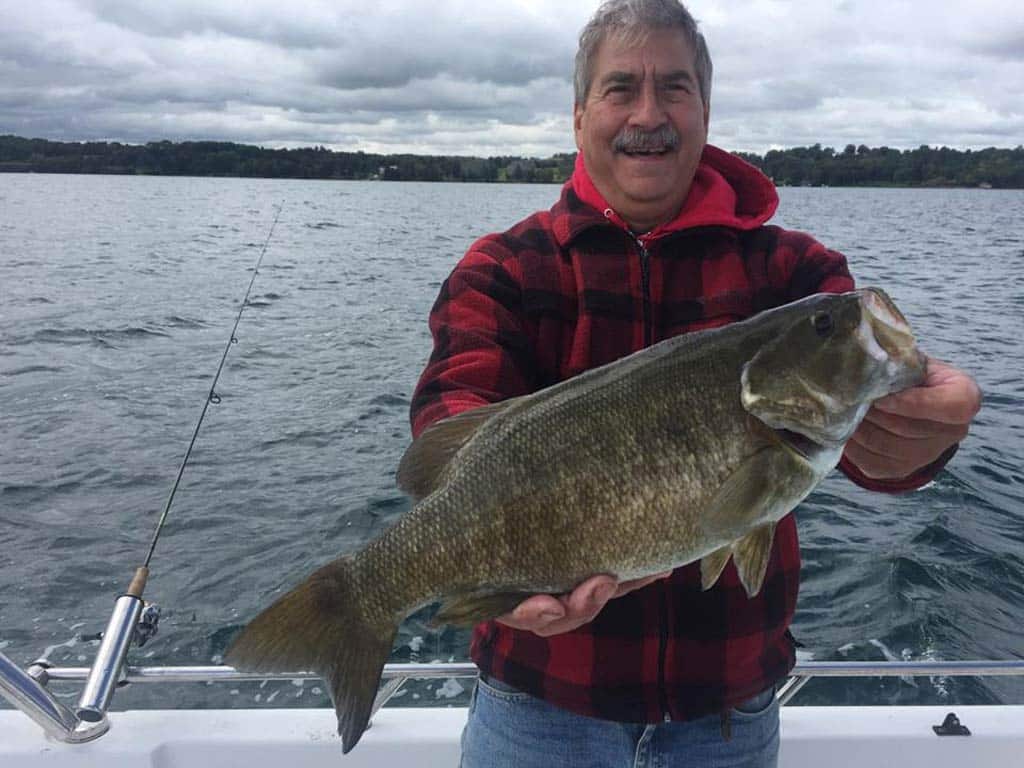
[0,0,1020,155]
[700,0,1023,152]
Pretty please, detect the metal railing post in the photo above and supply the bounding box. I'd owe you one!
[0,651,108,743]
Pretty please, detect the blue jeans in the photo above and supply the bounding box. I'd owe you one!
[460,676,779,768]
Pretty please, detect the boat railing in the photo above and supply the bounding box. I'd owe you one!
[4,654,1024,744]
[0,652,110,743]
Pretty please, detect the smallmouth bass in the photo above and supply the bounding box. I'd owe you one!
[227,287,926,752]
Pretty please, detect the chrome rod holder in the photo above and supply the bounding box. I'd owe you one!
[0,651,108,743]
[75,594,144,722]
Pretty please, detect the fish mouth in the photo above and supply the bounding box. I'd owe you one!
[773,427,836,463]
[862,287,910,329]
[749,288,927,458]
[858,288,927,392]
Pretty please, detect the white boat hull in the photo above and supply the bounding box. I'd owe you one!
[2,705,1022,767]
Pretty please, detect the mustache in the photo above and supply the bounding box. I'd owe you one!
[613,126,680,152]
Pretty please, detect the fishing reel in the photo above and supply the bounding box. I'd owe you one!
[78,602,161,650]
[133,603,161,648]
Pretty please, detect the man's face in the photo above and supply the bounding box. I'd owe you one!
[574,28,709,233]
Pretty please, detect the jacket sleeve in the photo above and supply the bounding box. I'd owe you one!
[409,247,537,439]
[769,228,856,301]
[774,230,956,493]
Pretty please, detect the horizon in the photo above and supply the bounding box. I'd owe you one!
[5,134,1022,161]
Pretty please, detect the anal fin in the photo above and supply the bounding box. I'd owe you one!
[431,590,536,627]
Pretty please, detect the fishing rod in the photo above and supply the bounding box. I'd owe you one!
[75,203,284,725]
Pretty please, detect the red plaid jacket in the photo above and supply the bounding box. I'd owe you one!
[409,146,946,723]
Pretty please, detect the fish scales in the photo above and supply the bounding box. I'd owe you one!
[365,332,761,603]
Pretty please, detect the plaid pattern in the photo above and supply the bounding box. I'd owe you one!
[409,146,939,723]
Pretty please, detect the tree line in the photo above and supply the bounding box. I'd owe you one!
[1,135,1021,188]
[736,143,1024,189]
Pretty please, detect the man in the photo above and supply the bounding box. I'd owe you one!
[409,1,981,766]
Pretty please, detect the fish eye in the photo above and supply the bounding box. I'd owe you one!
[811,311,834,337]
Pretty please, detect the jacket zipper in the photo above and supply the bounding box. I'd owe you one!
[633,235,653,347]
[632,233,668,720]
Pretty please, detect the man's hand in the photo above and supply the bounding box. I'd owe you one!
[496,572,671,637]
[844,357,981,480]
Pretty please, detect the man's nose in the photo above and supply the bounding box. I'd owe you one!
[629,80,667,128]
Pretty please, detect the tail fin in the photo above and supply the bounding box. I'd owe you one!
[225,556,397,753]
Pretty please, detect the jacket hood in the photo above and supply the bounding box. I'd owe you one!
[559,144,778,245]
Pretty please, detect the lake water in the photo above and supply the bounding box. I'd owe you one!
[1,174,1022,713]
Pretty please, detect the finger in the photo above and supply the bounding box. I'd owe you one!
[842,439,901,480]
[861,407,950,440]
[523,578,617,637]
[565,576,618,618]
[846,423,959,476]
[497,595,565,631]
[843,436,949,480]
[527,608,600,637]
[852,412,968,457]
[497,576,618,636]
[873,366,981,424]
[536,573,668,636]
[873,389,979,424]
[531,616,590,637]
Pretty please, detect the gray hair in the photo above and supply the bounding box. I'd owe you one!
[574,0,712,106]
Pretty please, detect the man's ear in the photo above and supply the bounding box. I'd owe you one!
[573,102,584,149]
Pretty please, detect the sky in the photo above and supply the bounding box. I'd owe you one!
[1,0,1021,157]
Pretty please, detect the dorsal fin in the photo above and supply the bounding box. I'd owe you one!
[396,400,513,501]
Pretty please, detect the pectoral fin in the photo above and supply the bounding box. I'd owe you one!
[701,546,732,591]
[704,447,781,535]
[701,447,788,597]
[732,523,777,598]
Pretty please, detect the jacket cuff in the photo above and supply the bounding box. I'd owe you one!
[838,443,959,494]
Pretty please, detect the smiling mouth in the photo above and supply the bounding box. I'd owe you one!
[620,147,672,157]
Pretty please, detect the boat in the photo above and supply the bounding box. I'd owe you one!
[4,645,1024,766]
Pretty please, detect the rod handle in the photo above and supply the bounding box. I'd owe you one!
[126,566,148,599]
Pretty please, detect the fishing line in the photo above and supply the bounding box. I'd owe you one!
[142,202,284,570]
[70,204,286,724]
